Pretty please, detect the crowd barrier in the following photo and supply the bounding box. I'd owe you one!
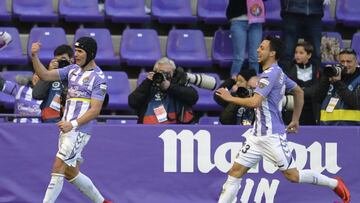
[0,123,359,203]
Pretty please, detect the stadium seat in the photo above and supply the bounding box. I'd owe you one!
[351,32,360,61]
[192,73,221,111]
[336,0,360,27]
[151,0,197,24]
[105,0,151,23]
[322,5,336,27]
[12,0,58,22]
[198,116,220,125]
[0,27,28,65]
[136,72,148,86]
[321,32,344,65]
[0,71,33,109]
[197,0,228,24]
[74,28,119,66]
[58,0,104,22]
[27,27,67,65]
[212,29,233,68]
[0,0,11,21]
[120,29,162,67]
[104,71,130,110]
[264,0,281,25]
[106,119,138,124]
[167,29,212,68]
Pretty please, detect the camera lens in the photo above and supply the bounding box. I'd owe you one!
[152,72,165,85]
[58,59,70,68]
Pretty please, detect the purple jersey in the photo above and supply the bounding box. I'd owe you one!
[2,81,42,123]
[58,64,107,134]
[253,64,297,136]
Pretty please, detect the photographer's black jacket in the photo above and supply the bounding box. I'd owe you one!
[128,72,198,124]
[213,79,255,125]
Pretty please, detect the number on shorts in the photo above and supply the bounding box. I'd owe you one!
[241,143,250,153]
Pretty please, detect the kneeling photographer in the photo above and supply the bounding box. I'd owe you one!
[214,68,257,125]
[314,48,360,125]
[128,57,199,124]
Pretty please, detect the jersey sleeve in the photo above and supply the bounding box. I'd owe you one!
[284,74,297,92]
[57,65,74,81]
[254,68,279,97]
[1,80,19,97]
[91,75,107,101]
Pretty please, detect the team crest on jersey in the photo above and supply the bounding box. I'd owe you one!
[258,78,269,88]
[83,77,90,84]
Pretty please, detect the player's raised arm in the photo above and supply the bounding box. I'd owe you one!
[31,42,60,81]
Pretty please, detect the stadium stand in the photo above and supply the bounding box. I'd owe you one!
[336,0,360,27]
[105,0,151,23]
[212,29,233,68]
[0,0,11,22]
[351,32,360,61]
[197,0,228,25]
[12,0,58,23]
[104,71,131,110]
[0,27,27,65]
[151,0,197,24]
[58,0,104,22]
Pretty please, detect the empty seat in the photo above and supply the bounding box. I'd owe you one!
[59,0,104,22]
[264,0,281,25]
[0,0,11,21]
[212,29,233,68]
[197,0,228,24]
[336,0,360,27]
[151,0,197,24]
[74,28,119,66]
[321,32,344,65]
[13,0,58,22]
[104,71,130,110]
[167,29,212,68]
[136,72,148,86]
[192,73,221,111]
[0,27,28,65]
[105,0,151,23]
[351,32,360,61]
[120,29,161,67]
[322,5,336,27]
[198,116,220,125]
[0,71,33,109]
[27,27,67,65]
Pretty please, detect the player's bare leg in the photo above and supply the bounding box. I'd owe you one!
[218,162,250,203]
[282,168,350,203]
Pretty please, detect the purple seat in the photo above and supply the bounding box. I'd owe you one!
[136,72,148,86]
[167,29,212,68]
[13,0,58,22]
[27,27,67,65]
[336,0,360,27]
[0,1,11,21]
[120,29,161,67]
[105,0,151,23]
[0,27,28,65]
[151,0,197,24]
[264,0,281,25]
[74,28,119,66]
[322,5,336,27]
[0,71,33,109]
[106,119,138,124]
[197,0,228,24]
[198,116,220,125]
[59,0,104,22]
[321,32,344,65]
[192,73,221,111]
[351,32,360,61]
[104,71,130,110]
[212,29,233,68]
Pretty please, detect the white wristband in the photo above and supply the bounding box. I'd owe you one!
[71,120,78,129]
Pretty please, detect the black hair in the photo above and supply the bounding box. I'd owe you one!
[53,44,74,58]
[265,35,284,60]
[296,41,313,55]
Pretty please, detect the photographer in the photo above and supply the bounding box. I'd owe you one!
[128,57,198,124]
[314,48,360,125]
[32,44,74,123]
[214,67,257,125]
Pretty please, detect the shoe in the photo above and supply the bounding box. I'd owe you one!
[333,176,350,203]
[0,31,12,51]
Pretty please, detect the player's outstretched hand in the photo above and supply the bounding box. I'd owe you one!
[31,42,41,58]
[57,120,73,133]
[286,120,299,134]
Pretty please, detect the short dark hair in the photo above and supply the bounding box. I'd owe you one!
[54,44,74,58]
[265,35,284,60]
[296,41,313,55]
[339,48,357,57]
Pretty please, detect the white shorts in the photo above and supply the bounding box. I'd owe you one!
[235,129,296,171]
[56,130,91,167]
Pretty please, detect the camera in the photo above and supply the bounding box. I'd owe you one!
[152,72,171,86]
[236,87,254,98]
[323,64,345,77]
[58,59,70,68]
[185,73,217,90]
